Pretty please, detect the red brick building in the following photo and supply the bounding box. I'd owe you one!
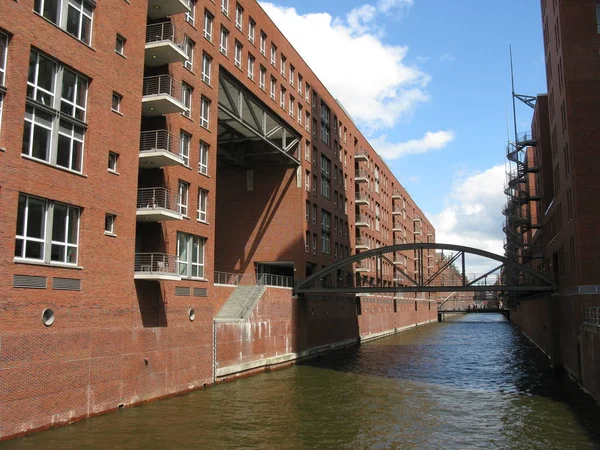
[505,0,600,401]
[0,0,437,439]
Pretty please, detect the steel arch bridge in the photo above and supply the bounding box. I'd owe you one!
[295,243,556,295]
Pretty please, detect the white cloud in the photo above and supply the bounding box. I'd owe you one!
[371,130,455,159]
[259,1,431,132]
[440,53,456,63]
[430,165,507,274]
[407,176,420,183]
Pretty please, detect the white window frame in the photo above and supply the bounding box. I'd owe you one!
[199,141,209,175]
[108,152,118,173]
[235,3,243,30]
[204,10,213,42]
[178,180,189,216]
[270,77,276,100]
[197,188,208,223]
[270,44,277,66]
[298,74,302,95]
[202,53,211,84]
[260,31,266,55]
[221,0,229,16]
[289,95,294,118]
[280,55,286,77]
[259,65,266,90]
[180,131,191,166]
[181,82,192,118]
[248,18,256,44]
[111,92,122,113]
[177,232,206,279]
[0,32,7,87]
[298,104,303,125]
[15,193,80,266]
[185,0,196,26]
[234,40,242,68]
[289,65,294,86]
[35,0,94,45]
[280,86,286,109]
[115,34,125,56]
[220,27,229,56]
[183,36,194,71]
[247,54,255,80]
[105,213,116,235]
[200,96,210,129]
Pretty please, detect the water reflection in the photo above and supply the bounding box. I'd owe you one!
[4,313,600,450]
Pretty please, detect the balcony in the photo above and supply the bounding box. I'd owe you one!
[355,169,369,183]
[355,262,370,273]
[393,259,405,266]
[134,253,181,281]
[137,187,183,221]
[142,75,188,117]
[355,192,369,206]
[145,23,188,67]
[139,130,185,168]
[355,148,368,161]
[355,237,371,250]
[147,0,191,20]
[355,215,370,228]
[392,223,403,232]
[392,189,402,199]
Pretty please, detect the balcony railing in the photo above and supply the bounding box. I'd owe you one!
[142,75,187,116]
[392,189,402,199]
[139,130,185,168]
[355,215,370,227]
[355,193,369,204]
[355,237,371,249]
[145,22,188,66]
[355,169,369,181]
[136,187,183,221]
[134,253,180,280]
[355,148,368,160]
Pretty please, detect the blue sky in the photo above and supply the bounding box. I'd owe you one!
[259,0,547,265]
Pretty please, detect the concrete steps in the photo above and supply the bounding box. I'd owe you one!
[216,285,267,320]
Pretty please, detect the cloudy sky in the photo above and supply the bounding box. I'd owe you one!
[259,0,546,272]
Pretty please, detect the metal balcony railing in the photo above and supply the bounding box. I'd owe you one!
[134,253,178,274]
[214,271,244,285]
[145,22,185,47]
[137,187,179,211]
[355,214,369,224]
[355,169,369,179]
[355,148,368,159]
[392,189,402,198]
[139,130,179,154]
[355,192,369,202]
[143,74,184,100]
[356,237,370,247]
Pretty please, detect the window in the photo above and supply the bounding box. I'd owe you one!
[312,204,317,225]
[221,0,229,16]
[23,51,88,174]
[305,83,310,103]
[180,131,191,166]
[181,82,192,118]
[234,40,242,68]
[177,232,205,279]
[197,189,208,222]
[289,95,294,117]
[15,194,80,265]
[305,231,310,253]
[298,74,303,95]
[202,53,211,84]
[248,18,256,44]
[204,10,213,42]
[270,76,276,100]
[298,104,303,125]
[105,213,115,234]
[312,233,317,254]
[200,96,210,129]
[115,34,125,55]
[305,201,310,222]
[183,37,194,71]
[199,141,209,175]
[235,3,243,30]
[280,55,286,77]
[108,152,118,172]
[280,86,286,109]
[321,155,331,200]
[312,174,317,196]
[306,111,310,132]
[597,3,600,33]
[247,54,255,80]
[0,32,7,87]
[259,65,266,90]
[178,180,189,216]
[111,92,122,113]
[35,0,94,45]
[220,27,229,56]
[289,65,295,86]
[321,102,330,145]
[305,170,310,192]
[185,0,196,26]
[260,31,267,55]
[270,44,277,66]
[321,210,331,254]
[305,141,310,161]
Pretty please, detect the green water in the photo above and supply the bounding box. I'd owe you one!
[4,314,600,449]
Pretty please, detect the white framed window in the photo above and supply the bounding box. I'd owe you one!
[289,95,294,118]
[305,231,310,253]
[305,83,310,103]
[248,18,256,44]
[312,233,317,254]
[280,55,286,77]
[247,54,255,80]
[298,74,302,95]
[177,232,205,279]
[197,189,208,222]
[289,65,295,86]
[0,32,8,87]
[312,204,317,225]
[35,0,94,45]
[180,131,191,166]
[305,140,310,161]
[321,102,330,145]
[108,152,118,172]
[181,82,192,118]
[199,141,209,175]
[270,44,277,66]
[204,10,213,42]
[259,65,266,90]
[15,193,80,265]
[24,51,88,174]
[183,36,194,71]
[220,27,229,56]
[221,0,229,16]
[235,2,243,30]
[260,31,266,55]
[202,53,211,84]
[105,213,116,235]
[305,170,310,192]
[111,92,122,113]
[270,76,276,100]
[178,180,189,216]
[115,34,125,55]
[298,104,303,125]
[185,0,196,26]
[234,40,242,68]
[306,111,310,132]
[200,96,210,129]
[280,86,286,109]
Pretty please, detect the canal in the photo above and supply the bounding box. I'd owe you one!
[4,314,600,449]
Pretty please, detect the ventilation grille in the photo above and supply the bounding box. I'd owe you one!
[175,286,191,296]
[193,288,207,297]
[52,277,82,291]
[13,275,47,289]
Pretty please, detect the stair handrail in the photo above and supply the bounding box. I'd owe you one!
[239,274,266,318]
